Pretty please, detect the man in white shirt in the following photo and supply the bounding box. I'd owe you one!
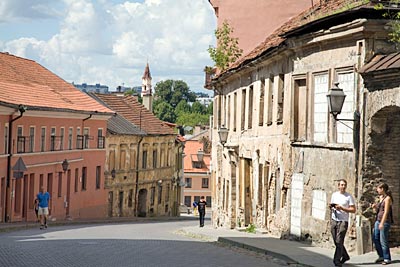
[330,179,356,267]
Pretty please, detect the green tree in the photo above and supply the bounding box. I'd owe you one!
[176,113,210,127]
[175,100,191,115]
[206,102,213,115]
[208,20,243,71]
[375,1,400,46]
[154,79,196,108]
[192,101,206,114]
[153,102,176,123]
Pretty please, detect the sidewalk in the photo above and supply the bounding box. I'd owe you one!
[179,221,400,267]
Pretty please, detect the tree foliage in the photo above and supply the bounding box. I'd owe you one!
[152,79,211,127]
[375,1,400,46]
[207,20,243,71]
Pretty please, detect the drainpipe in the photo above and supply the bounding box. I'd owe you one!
[134,108,143,217]
[5,105,27,222]
[134,136,144,217]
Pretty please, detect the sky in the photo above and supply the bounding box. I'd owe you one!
[0,0,216,94]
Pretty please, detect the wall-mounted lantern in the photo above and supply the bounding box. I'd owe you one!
[111,169,116,179]
[197,148,204,162]
[218,126,229,146]
[61,159,69,173]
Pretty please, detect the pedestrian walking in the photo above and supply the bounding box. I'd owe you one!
[37,186,51,230]
[330,179,356,267]
[372,182,394,265]
[197,196,207,227]
[34,198,39,222]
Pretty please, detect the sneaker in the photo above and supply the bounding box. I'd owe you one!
[45,224,48,229]
[382,260,391,265]
[375,257,384,263]
[40,225,44,230]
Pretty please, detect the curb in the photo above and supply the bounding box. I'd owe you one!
[217,237,313,267]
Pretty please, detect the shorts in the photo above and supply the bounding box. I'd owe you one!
[38,207,49,216]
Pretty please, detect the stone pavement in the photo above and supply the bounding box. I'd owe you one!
[0,215,399,267]
[178,220,400,267]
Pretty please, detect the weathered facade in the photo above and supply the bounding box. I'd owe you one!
[209,0,400,254]
[92,92,183,218]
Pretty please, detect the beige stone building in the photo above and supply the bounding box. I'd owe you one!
[89,65,183,218]
[208,0,400,253]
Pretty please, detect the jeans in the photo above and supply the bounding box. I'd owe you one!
[199,210,205,226]
[373,221,391,261]
[331,220,349,265]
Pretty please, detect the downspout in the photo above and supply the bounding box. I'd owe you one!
[134,108,143,217]
[5,105,26,222]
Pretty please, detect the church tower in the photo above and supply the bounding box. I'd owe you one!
[141,62,152,111]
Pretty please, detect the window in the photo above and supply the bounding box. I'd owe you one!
[202,178,209,188]
[277,74,285,123]
[153,149,158,168]
[97,128,104,149]
[47,173,53,195]
[293,79,307,141]
[17,126,25,153]
[165,184,170,202]
[130,147,137,170]
[120,146,126,170]
[50,127,56,151]
[259,80,265,126]
[41,127,46,152]
[194,196,200,204]
[150,187,155,205]
[241,89,246,130]
[83,128,89,149]
[336,72,355,143]
[60,128,64,150]
[39,174,44,189]
[266,75,274,125]
[184,196,191,207]
[128,189,133,207]
[158,186,162,204]
[74,168,79,192]
[81,167,87,191]
[4,125,8,154]
[68,128,73,150]
[29,126,35,153]
[313,73,329,143]
[248,85,253,129]
[95,166,101,189]
[58,172,62,197]
[227,95,231,130]
[233,92,237,131]
[185,178,192,188]
[142,150,147,169]
[206,196,212,207]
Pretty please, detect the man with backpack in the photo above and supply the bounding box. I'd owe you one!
[197,196,207,227]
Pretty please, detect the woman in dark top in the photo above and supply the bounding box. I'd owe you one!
[372,183,393,265]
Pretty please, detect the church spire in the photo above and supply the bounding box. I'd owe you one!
[141,62,153,111]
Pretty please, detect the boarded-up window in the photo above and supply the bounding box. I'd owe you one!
[312,189,327,220]
[277,74,285,123]
[241,89,246,131]
[266,75,274,125]
[248,85,253,129]
[337,72,355,143]
[314,74,328,142]
[293,79,307,141]
[259,80,265,126]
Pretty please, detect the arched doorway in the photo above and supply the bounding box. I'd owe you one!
[363,106,400,244]
[138,189,147,217]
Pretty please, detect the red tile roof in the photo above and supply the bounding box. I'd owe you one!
[218,0,374,77]
[0,52,113,114]
[184,139,210,173]
[93,93,174,135]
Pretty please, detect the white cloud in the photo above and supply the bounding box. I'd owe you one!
[0,0,216,92]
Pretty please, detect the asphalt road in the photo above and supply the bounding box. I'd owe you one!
[0,218,287,267]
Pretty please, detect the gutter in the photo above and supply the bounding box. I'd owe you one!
[5,105,27,222]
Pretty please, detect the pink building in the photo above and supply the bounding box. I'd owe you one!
[0,52,113,223]
[183,130,211,209]
[209,0,312,55]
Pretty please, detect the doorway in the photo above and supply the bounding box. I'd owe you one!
[138,189,147,217]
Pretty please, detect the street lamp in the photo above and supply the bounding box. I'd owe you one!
[218,126,229,146]
[326,82,346,120]
[197,148,204,162]
[61,159,69,173]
